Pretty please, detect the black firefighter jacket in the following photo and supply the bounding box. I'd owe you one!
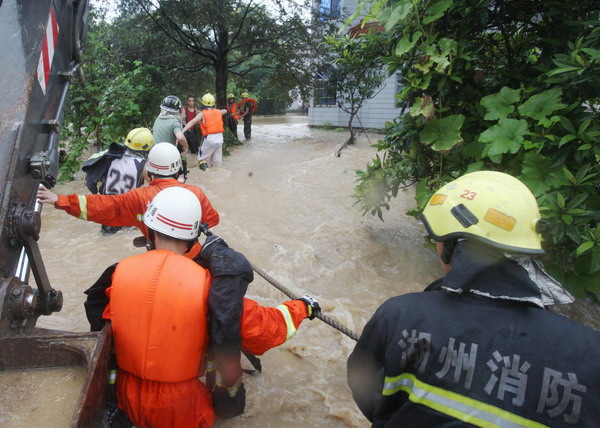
[347,241,600,427]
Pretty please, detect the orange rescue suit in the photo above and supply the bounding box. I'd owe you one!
[200,108,224,137]
[107,249,214,427]
[102,251,309,427]
[54,178,219,259]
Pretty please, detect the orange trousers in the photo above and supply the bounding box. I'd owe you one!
[117,369,216,428]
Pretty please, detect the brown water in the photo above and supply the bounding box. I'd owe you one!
[0,367,87,427]
[34,114,441,426]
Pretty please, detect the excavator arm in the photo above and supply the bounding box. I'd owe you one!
[0,0,89,334]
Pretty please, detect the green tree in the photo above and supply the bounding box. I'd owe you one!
[324,32,386,154]
[352,0,600,297]
[61,8,163,180]
[123,0,329,106]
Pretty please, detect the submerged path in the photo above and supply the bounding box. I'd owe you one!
[37,115,440,426]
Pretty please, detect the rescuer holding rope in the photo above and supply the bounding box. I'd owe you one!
[347,171,600,427]
[99,187,320,427]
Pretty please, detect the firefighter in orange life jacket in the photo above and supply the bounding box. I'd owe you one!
[226,93,240,140]
[36,142,219,260]
[182,93,228,170]
[101,187,321,427]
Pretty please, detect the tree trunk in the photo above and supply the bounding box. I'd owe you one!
[215,58,228,108]
[334,112,357,157]
[214,27,229,108]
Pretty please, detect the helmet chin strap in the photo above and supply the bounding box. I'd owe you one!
[441,239,457,264]
[146,230,156,251]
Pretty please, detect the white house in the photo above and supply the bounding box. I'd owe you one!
[309,0,402,129]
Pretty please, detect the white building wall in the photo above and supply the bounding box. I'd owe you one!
[309,0,401,130]
[309,73,402,129]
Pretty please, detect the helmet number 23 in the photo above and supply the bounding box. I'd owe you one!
[460,190,477,200]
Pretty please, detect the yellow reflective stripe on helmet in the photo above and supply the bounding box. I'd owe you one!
[78,195,88,220]
[383,373,547,428]
[276,304,297,341]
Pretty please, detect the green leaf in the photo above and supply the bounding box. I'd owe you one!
[480,87,519,120]
[576,241,595,259]
[464,161,484,173]
[414,178,433,210]
[518,88,565,120]
[547,66,581,76]
[519,152,553,196]
[419,115,465,150]
[578,119,591,136]
[395,31,422,56]
[558,134,577,148]
[559,116,577,134]
[557,193,565,209]
[561,215,573,224]
[479,118,528,157]
[409,97,435,118]
[423,0,453,25]
[385,2,414,31]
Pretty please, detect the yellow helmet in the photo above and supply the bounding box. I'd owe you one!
[227,93,235,99]
[125,128,154,152]
[201,93,216,107]
[420,171,544,254]
[241,92,249,98]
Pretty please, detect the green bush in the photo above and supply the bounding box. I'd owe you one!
[352,0,600,298]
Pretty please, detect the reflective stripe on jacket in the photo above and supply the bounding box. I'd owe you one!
[200,109,224,137]
[108,249,211,382]
[348,289,600,427]
[241,298,307,356]
[55,178,219,238]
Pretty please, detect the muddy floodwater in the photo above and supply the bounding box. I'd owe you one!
[0,366,87,427]
[30,114,436,426]
[23,114,600,426]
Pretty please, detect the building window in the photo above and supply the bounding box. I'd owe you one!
[314,66,337,106]
[319,0,341,20]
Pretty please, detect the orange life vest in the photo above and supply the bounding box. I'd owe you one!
[109,249,211,382]
[200,108,224,137]
[227,102,240,120]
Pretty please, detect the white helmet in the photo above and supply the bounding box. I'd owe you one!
[143,187,201,240]
[146,142,182,176]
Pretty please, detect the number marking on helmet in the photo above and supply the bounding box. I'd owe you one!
[460,190,477,200]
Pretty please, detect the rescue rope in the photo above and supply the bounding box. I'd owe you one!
[250,263,359,342]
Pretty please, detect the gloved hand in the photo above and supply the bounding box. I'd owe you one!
[298,295,321,320]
